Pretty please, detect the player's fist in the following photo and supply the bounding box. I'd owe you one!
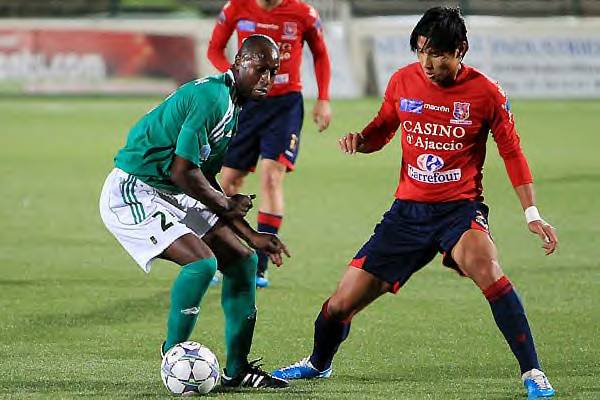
[249,232,291,267]
[223,194,255,219]
[528,220,558,255]
[338,132,364,154]
[313,99,331,132]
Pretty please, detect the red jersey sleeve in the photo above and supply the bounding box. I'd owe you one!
[488,82,533,186]
[360,73,401,153]
[302,6,330,101]
[207,1,237,72]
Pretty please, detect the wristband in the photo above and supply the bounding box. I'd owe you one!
[524,206,542,223]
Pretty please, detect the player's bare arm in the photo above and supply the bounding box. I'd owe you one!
[303,6,331,133]
[170,155,252,219]
[206,172,257,212]
[514,183,558,255]
[205,171,290,266]
[482,47,558,256]
[229,217,290,267]
[171,156,290,266]
[339,132,386,155]
[339,91,399,155]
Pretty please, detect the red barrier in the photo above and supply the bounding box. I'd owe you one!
[0,28,197,94]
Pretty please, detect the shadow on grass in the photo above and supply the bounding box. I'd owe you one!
[537,173,600,185]
[4,367,598,399]
[212,385,324,397]
[0,378,163,399]
[0,277,168,289]
[3,290,171,338]
[0,378,323,399]
[0,279,37,287]
[327,372,521,399]
[0,277,143,286]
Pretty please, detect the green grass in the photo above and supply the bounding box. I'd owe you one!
[0,96,599,399]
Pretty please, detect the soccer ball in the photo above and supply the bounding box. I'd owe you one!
[160,341,220,396]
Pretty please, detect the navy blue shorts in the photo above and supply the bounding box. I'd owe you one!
[350,199,491,293]
[223,91,304,172]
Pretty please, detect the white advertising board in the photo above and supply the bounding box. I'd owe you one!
[372,17,600,98]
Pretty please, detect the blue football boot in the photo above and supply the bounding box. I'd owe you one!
[272,357,332,380]
[522,368,555,398]
[256,272,269,288]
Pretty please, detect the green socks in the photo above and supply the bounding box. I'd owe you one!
[221,253,258,377]
[164,257,217,351]
[163,253,258,378]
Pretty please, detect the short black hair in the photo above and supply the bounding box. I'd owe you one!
[410,7,468,57]
[239,34,278,57]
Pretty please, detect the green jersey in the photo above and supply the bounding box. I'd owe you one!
[115,71,239,193]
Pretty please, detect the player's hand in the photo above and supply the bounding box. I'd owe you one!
[313,99,331,132]
[249,232,291,267]
[528,220,558,255]
[338,132,364,154]
[223,194,255,219]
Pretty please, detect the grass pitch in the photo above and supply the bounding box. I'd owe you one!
[0,96,599,399]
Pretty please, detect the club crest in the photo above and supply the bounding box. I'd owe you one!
[282,22,298,39]
[451,102,472,125]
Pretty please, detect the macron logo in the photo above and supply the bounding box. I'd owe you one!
[424,103,450,113]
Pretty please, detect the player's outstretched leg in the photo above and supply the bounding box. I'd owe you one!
[272,298,347,380]
[453,230,555,398]
[273,267,388,380]
[220,252,288,389]
[484,276,555,398]
[164,257,218,351]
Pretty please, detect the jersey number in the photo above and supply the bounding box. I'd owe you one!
[152,211,174,231]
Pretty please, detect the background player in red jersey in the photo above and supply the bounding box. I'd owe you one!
[208,0,331,288]
[273,7,558,398]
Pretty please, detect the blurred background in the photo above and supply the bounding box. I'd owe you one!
[1,2,599,399]
[1,0,600,98]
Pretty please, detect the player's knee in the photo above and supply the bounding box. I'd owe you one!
[327,294,357,322]
[220,169,246,195]
[261,169,285,194]
[184,257,218,278]
[224,178,245,196]
[233,251,257,277]
[222,252,257,291]
[462,252,494,271]
[465,257,502,288]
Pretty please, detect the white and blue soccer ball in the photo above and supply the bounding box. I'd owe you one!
[160,341,220,396]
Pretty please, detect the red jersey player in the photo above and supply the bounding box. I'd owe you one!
[273,7,558,398]
[207,0,331,288]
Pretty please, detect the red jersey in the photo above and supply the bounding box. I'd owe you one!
[361,63,532,202]
[207,0,330,100]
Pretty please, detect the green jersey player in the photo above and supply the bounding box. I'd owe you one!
[99,35,289,389]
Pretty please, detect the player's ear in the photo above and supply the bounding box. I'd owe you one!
[457,41,468,60]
